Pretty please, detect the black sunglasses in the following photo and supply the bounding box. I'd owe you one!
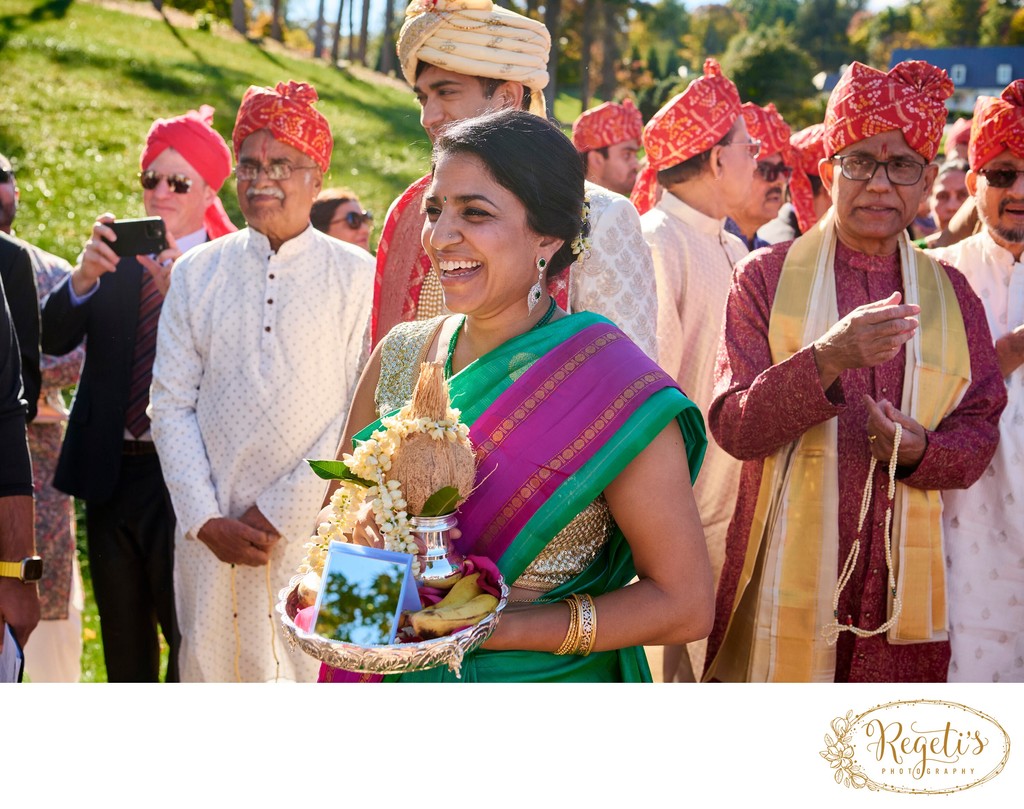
[339,210,373,229]
[0,168,12,184]
[977,168,1024,189]
[139,170,193,194]
[755,161,793,183]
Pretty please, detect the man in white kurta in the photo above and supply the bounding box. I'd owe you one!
[634,60,754,681]
[929,80,1024,682]
[151,81,374,682]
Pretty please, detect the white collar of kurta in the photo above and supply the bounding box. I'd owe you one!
[655,190,725,237]
[978,227,1023,269]
[244,223,318,259]
[175,226,207,256]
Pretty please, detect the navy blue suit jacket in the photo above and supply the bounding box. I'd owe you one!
[41,257,147,503]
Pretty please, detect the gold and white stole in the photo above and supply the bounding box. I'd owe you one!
[705,209,971,683]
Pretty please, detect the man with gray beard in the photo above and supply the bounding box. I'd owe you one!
[150,82,373,682]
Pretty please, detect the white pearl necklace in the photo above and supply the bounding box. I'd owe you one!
[823,423,903,645]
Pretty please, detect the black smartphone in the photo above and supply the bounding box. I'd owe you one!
[103,217,168,257]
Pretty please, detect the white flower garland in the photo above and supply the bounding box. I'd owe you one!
[301,402,472,576]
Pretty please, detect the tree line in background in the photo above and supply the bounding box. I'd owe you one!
[156,0,1024,128]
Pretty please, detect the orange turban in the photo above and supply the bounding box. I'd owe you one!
[631,59,741,215]
[141,105,236,239]
[741,102,791,163]
[572,99,643,153]
[788,123,826,234]
[232,81,333,173]
[824,60,953,162]
[969,80,1024,170]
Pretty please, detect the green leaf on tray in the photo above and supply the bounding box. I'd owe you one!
[306,459,374,487]
[419,486,462,517]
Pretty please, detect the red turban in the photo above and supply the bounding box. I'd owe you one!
[232,81,333,173]
[572,98,643,153]
[741,102,792,163]
[631,59,741,214]
[788,123,827,234]
[140,105,236,239]
[824,60,953,162]
[969,80,1024,170]
[947,116,972,150]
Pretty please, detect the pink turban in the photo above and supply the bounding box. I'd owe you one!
[631,59,741,214]
[232,81,333,173]
[969,80,1024,170]
[572,99,643,153]
[140,105,236,239]
[825,60,953,162]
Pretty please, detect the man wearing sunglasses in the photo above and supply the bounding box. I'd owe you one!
[40,106,235,682]
[633,59,755,684]
[928,80,1024,683]
[725,103,792,252]
[705,61,1006,684]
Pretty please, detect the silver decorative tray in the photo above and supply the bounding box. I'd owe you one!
[277,572,508,679]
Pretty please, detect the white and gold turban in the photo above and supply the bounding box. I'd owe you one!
[398,0,551,116]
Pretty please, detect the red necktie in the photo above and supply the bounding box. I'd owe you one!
[124,268,164,438]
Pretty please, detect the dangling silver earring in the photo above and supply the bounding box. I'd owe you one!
[528,257,546,313]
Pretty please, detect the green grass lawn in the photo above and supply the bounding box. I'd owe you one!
[0,0,429,260]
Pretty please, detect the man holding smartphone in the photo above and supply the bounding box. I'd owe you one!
[40,106,234,682]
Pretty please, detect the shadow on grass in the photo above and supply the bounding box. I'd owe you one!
[0,0,72,47]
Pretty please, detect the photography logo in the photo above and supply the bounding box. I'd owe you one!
[820,700,1010,793]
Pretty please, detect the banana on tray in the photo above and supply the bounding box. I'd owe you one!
[407,572,499,639]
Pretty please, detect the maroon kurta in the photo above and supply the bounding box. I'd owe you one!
[707,239,1006,682]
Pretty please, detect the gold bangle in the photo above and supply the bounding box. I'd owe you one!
[554,594,581,655]
[575,593,597,656]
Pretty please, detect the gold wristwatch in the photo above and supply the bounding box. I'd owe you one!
[0,556,43,583]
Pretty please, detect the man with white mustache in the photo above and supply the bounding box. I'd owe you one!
[150,82,373,682]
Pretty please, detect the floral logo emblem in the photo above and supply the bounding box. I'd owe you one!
[821,700,1010,794]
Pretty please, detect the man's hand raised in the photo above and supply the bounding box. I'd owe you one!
[813,291,920,390]
[72,213,122,297]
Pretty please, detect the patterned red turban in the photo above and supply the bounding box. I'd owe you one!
[141,105,236,239]
[631,59,741,214]
[824,60,953,162]
[969,80,1024,170]
[572,98,643,153]
[741,102,791,163]
[232,81,333,173]
[788,123,827,234]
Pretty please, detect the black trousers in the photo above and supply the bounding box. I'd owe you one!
[85,452,179,682]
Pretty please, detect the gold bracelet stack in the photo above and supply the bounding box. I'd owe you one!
[554,594,581,655]
[554,593,598,656]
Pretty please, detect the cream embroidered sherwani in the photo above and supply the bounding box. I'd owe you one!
[151,226,374,682]
[930,231,1024,682]
[641,191,749,678]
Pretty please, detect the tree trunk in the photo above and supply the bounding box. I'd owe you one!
[271,0,284,42]
[332,0,345,64]
[151,0,163,11]
[358,0,371,65]
[348,0,356,60]
[579,0,595,112]
[380,0,396,74]
[599,0,619,102]
[526,0,538,17]
[231,0,246,35]
[543,0,561,114]
[314,0,327,58]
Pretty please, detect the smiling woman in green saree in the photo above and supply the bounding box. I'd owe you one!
[324,109,713,682]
